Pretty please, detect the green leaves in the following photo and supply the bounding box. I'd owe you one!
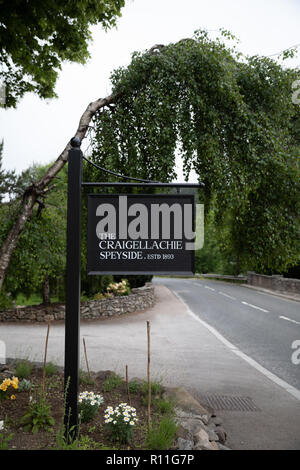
[91,30,300,273]
[0,0,125,107]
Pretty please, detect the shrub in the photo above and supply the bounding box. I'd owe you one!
[78,391,104,423]
[104,403,138,444]
[18,378,32,392]
[20,395,54,433]
[0,421,13,450]
[107,279,130,296]
[128,381,141,394]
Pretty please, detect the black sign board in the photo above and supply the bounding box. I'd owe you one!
[87,194,195,275]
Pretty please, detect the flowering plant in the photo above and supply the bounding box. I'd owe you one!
[0,420,13,450]
[78,391,104,423]
[0,377,18,400]
[107,279,130,297]
[104,403,138,443]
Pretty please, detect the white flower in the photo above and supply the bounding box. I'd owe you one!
[0,420,4,431]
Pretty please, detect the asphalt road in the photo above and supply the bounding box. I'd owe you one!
[154,277,300,391]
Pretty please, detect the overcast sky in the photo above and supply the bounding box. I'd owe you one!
[0,0,299,181]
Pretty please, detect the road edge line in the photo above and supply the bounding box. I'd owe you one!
[173,290,300,402]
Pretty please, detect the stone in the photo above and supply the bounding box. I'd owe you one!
[96,370,117,381]
[0,364,9,372]
[214,427,227,444]
[194,428,210,447]
[176,416,207,437]
[194,440,220,451]
[175,425,190,441]
[218,443,231,451]
[0,370,15,379]
[163,386,210,416]
[200,414,210,425]
[208,430,219,442]
[209,416,223,426]
[177,437,193,450]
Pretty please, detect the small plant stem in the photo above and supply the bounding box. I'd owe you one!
[147,321,151,432]
[83,337,91,380]
[126,365,131,405]
[42,320,51,397]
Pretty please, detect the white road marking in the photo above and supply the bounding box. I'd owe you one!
[279,316,300,326]
[205,286,215,291]
[242,301,269,313]
[219,292,236,300]
[173,290,300,402]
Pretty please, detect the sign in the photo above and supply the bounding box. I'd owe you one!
[87,194,196,275]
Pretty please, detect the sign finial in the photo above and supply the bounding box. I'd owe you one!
[70,136,81,148]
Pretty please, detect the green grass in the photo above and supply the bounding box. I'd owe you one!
[141,380,163,397]
[128,380,141,394]
[146,416,178,450]
[14,293,60,306]
[14,360,33,379]
[79,369,95,386]
[102,374,123,392]
[44,362,58,377]
[155,397,175,415]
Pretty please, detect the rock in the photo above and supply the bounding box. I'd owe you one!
[129,377,144,385]
[194,440,220,451]
[176,425,190,441]
[208,430,219,442]
[194,428,210,447]
[214,427,227,444]
[96,370,117,381]
[0,364,9,372]
[0,370,15,378]
[163,386,210,416]
[177,438,193,450]
[201,414,210,425]
[209,416,223,426]
[218,443,231,451]
[176,416,207,437]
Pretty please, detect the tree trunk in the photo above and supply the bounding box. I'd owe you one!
[0,93,115,294]
[42,274,50,305]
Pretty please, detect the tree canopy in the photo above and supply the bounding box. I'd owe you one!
[90,30,300,273]
[0,0,125,107]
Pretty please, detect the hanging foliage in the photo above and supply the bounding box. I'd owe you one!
[91,30,300,272]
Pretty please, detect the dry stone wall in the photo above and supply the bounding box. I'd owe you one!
[0,284,155,322]
[247,272,300,295]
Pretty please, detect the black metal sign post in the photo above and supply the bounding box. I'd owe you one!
[63,141,203,441]
[64,137,82,440]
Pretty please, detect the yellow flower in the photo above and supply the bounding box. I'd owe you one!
[11,377,19,389]
[2,379,11,387]
[10,395,16,400]
[0,384,7,392]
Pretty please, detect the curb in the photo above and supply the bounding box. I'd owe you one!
[241,284,300,303]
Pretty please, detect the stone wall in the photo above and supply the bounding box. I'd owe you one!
[0,283,155,323]
[247,272,300,294]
